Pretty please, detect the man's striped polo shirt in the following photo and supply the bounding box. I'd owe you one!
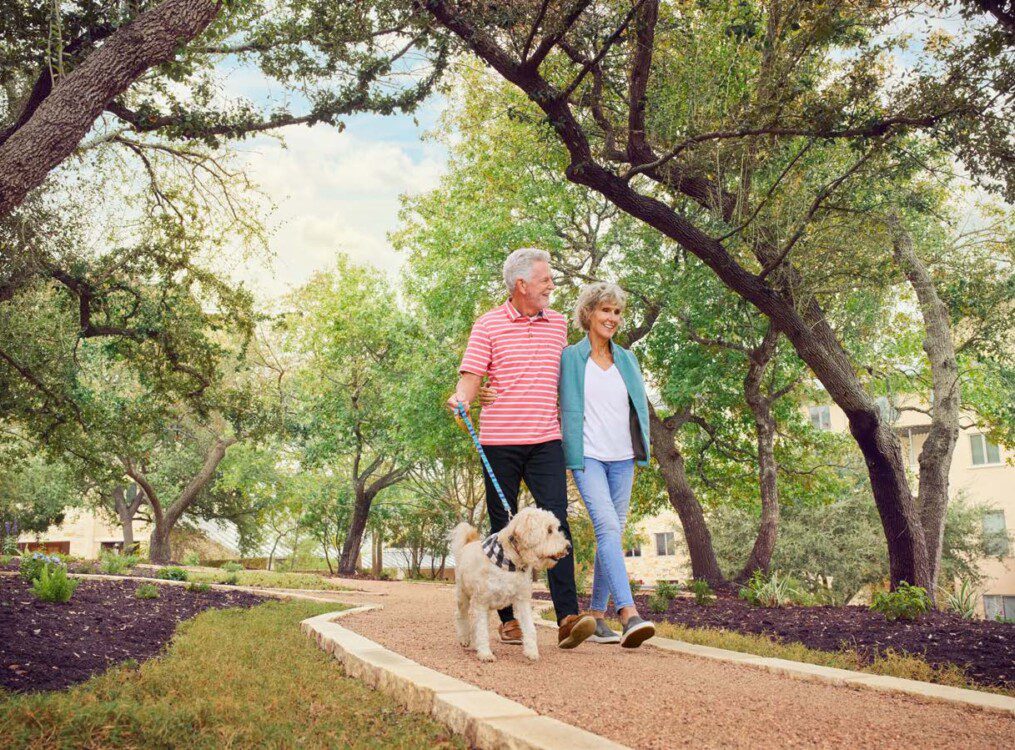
[459,300,567,445]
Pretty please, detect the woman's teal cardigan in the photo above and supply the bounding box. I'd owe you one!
[558,336,651,471]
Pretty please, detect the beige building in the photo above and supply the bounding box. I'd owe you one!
[625,398,1015,619]
[16,507,152,558]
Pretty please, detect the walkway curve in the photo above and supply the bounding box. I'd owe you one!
[333,579,1015,750]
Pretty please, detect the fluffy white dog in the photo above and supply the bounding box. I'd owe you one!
[451,507,570,662]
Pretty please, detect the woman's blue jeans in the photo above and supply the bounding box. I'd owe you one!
[571,457,635,613]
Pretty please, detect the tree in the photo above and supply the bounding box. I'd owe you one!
[413,0,1012,593]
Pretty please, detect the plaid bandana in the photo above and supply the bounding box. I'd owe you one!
[482,533,517,572]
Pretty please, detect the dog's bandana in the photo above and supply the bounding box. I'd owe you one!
[482,533,517,572]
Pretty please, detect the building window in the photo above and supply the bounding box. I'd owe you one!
[970,434,1002,467]
[655,532,676,556]
[982,510,1010,557]
[624,544,641,558]
[982,595,1015,622]
[808,405,831,431]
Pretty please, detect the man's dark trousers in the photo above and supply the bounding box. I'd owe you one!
[481,439,578,625]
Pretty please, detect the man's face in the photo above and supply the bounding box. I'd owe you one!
[517,260,554,312]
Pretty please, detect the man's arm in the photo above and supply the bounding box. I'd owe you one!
[446,372,482,412]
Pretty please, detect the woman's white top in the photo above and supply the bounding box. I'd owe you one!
[582,358,635,461]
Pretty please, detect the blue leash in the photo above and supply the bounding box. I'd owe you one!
[455,401,514,520]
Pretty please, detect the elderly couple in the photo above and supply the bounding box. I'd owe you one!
[446,247,656,651]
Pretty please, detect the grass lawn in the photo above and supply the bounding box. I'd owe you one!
[183,569,352,591]
[541,608,1014,698]
[0,600,464,749]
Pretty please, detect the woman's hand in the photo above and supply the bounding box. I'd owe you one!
[478,385,498,405]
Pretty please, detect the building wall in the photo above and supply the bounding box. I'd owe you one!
[17,507,153,559]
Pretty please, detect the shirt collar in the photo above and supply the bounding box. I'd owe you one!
[503,300,547,322]
[577,335,618,360]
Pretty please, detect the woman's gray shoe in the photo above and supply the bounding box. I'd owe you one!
[620,616,655,648]
[589,619,620,644]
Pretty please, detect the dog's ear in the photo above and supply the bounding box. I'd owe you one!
[508,531,518,548]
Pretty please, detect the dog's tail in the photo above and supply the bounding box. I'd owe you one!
[451,522,480,558]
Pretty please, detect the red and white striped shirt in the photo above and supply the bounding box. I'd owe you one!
[459,301,567,445]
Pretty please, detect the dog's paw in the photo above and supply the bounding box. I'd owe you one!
[524,649,539,662]
[477,651,496,663]
[458,636,471,647]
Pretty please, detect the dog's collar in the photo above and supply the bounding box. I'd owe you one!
[482,533,519,572]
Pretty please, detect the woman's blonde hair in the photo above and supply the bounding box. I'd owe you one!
[573,282,627,331]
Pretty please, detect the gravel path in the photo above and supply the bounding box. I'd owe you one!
[335,579,1014,750]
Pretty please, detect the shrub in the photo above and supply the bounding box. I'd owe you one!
[1,554,11,567]
[135,583,160,599]
[654,579,680,603]
[648,593,670,614]
[941,580,978,620]
[221,561,244,573]
[99,553,130,575]
[223,572,239,585]
[157,566,189,581]
[181,552,202,567]
[20,552,61,583]
[31,563,79,603]
[686,578,716,606]
[739,571,797,608]
[870,582,931,621]
[187,582,212,593]
[628,578,642,594]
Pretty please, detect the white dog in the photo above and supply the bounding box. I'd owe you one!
[451,507,570,662]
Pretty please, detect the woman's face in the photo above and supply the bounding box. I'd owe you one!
[590,300,623,341]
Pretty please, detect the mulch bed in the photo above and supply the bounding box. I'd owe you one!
[536,591,1015,690]
[0,575,266,693]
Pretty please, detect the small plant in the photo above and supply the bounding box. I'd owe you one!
[220,561,244,573]
[739,570,796,608]
[648,593,670,614]
[654,579,680,603]
[942,580,979,620]
[223,572,239,585]
[2,520,18,555]
[99,553,130,575]
[181,551,201,567]
[31,563,79,603]
[135,583,160,599]
[187,582,212,593]
[20,552,61,583]
[628,578,642,594]
[1,554,11,567]
[686,578,715,606]
[157,566,189,581]
[870,581,931,621]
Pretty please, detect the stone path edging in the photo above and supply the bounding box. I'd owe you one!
[302,606,633,750]
[530,603,1015,716]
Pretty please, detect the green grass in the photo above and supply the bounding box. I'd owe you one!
[180,569,351,592]
[541,608,1014,698]
[0,600,464,749]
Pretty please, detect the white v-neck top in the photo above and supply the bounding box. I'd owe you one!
[582,358,635,461]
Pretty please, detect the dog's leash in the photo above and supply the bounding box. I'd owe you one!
[455,401,514,521]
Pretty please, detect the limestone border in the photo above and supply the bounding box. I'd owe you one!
[531,603,1015,716]
[302,606,632,750]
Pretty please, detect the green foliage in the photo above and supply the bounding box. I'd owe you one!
[20,552,61,583]
[99,553,133,575]
[942,580,979,620]
[654,580,680,603]
[647,594,670,614]
[686,578,716,606]
[738,571,801,608]
[187,582,212,593]
[157,567,189,582]
[181,552,202,567]
[135,584,160,600]
[30,563,79,603]
[870,582,931,621]
[221,561,244,573]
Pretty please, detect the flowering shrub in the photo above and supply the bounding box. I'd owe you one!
[20,552,63,583]
[2,520,18,555]
[31,563,79,603]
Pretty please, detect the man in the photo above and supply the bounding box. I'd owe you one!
[447,247,596,649]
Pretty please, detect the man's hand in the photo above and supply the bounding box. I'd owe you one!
[446,373,482,415]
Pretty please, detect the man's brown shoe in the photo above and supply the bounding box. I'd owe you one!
[499,619,522,644]
[557,613,596,649]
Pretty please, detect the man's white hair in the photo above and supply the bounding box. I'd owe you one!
[503,247,551,294]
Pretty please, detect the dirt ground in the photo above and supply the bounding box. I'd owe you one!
[336,579,1014,750]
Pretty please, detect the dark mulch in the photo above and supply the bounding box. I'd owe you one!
[0,575,266,693]
[536,590,1015,689]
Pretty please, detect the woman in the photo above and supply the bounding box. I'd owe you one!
[559,282,654,648]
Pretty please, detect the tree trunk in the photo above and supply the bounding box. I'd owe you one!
[371,532,383,577]
[890,216,961,590]
[149,524,172,564]
[648,407,726,586]
[736,329,783,581]
[0,0,221,218]
[339,488,372,575]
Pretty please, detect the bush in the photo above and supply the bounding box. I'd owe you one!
[99,553,129,575]
[157,566,189,581]
[221,561,244,573]
[686,578,716,606]
[870,582,931,621]
[648,593,670,614]
[31,563,79,603]
[941,580,979,619]
[181,552,202,566]
[187,582,212,593]
[223,572,239,585]
[628,578,642,594]
[1,554,12,567]
[135,583,160,599]
[654,579,680,603]
[739,571,798,608]
[20,552,61,583]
